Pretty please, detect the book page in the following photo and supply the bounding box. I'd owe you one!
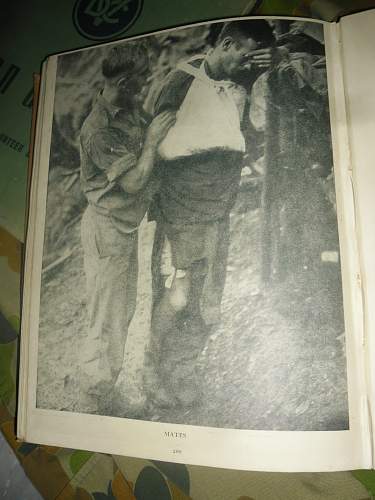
[340,9,375,466]
[18,17,369,471]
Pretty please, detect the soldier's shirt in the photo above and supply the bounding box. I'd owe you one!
[80,92,158,234]
[153,58,246,226]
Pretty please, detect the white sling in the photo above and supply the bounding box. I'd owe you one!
[158,56,246,160]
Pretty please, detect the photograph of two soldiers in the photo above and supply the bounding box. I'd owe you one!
[39,18,348,432]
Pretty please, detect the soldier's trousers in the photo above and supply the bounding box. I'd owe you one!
[79,205,138,414]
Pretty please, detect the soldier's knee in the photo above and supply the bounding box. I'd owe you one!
[168,289,188,313]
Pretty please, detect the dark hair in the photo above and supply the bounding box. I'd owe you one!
[102,42,149,79]
[217,20,275,47]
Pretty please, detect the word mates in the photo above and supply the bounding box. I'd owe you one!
[164,431,187,439]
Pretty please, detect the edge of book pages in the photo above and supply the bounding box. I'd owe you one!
[16,14,374,472]
[339,9,375,469]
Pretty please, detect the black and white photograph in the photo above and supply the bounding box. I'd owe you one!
[35,18,349,432]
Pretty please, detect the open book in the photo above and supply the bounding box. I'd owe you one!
[17,11,375,472]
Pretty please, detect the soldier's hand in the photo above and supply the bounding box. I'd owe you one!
[145,110,176,148]
[243,47,283,71]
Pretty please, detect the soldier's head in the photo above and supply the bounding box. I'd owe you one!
[213,20,275,80]
[102,42,150,102]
